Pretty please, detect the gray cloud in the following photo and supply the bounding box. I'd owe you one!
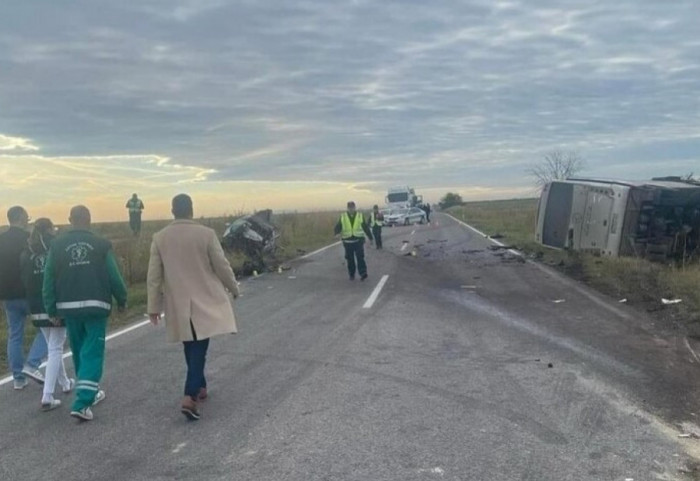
[1,0,699,200]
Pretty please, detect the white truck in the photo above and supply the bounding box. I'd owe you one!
[535,177,700,261]
[385,186,423,210]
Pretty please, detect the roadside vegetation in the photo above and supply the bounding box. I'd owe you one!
[448,199,700,332]
[0,211,340,374]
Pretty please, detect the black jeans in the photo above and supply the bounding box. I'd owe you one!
[129,212,142,235]
[183,323,209,399]
[371,226,382,249]
[343,241,367,278]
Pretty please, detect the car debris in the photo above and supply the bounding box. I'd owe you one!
[221,209,279,275]
[662,298,683,305]
[553,299,566,304]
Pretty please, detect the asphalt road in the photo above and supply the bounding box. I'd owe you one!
[1,213,699,480]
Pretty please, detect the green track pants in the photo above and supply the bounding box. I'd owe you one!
[65,317,107,411]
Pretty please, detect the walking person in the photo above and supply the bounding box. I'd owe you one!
[334,201,373,281]
[43,205,127,421]
[424,203,431,223]
[0,206,47,390]
[20,218,74,410]
[147,194,240,421]
[370,205,384,249]
[125,193,145,236]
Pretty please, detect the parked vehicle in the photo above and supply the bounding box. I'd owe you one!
[385,186,423,209]
[385,207,426,226]
[535,177,700,261]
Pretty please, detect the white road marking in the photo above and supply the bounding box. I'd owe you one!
[410,229,416,236]
[300,241,341,259]
[363,275,389,309]
[0,319,152,386]
[172,443,187,454]
[685,338,700,364]
[400,243,409,251]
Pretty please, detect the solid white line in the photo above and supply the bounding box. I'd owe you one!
[300,241,341,259]
[363,275,389,309]
[0,319,154,386]
[685,338,700,364]
[446,214,521,256]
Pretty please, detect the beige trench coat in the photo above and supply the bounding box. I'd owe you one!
[146,220,239,342]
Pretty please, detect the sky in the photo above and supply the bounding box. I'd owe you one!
[1,0,699,222]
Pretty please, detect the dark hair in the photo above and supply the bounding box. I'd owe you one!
[347,201,356,208]
[172,194,193,219]
[28,218,54,254]
[7,206,26,224]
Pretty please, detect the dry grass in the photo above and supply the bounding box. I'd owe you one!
[449,199,700,329]
[1,211,341,374]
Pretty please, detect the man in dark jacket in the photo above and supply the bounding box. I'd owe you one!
[0,206,47,390]
[334,201,373,281]
[43,205,127,421]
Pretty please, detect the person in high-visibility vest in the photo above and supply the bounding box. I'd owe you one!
[369,205,384,249]
[125,193,145,236]
[333,201,373,281]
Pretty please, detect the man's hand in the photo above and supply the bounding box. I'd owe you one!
[117,304,126,314]
[149,313,161,325]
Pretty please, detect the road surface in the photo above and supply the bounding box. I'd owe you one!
[1,213,699,480]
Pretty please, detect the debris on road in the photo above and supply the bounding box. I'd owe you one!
[662,298,683,305]
[548,363,554,368]
[619,298,628,303]
[427,239,448,244]
[553,299,566,304]
[221,209,279,274]
[488,245,517,251]
[461,285,478,289]
[288,276,297,279]
[489,234,505,240]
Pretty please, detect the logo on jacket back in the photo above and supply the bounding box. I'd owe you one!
[66,242,93,267]
[33,254,46,274]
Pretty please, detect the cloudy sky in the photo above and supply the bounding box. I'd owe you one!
[1,0,699,221]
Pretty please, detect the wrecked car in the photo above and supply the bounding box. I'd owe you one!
[535,177,700,261]
[221,209,279,272]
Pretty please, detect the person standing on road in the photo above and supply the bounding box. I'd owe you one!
[125,193,144,236]
[147,194,240,421]
[43,205,128,421]
[424,203,431,223]
[0,206,47,390]
[370,205,384,250]
[20,218,74,410]
[334,201,373,281]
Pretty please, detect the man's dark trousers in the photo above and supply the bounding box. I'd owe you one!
[371,226,382,249]
[129,212,141,236]
[183,323,208,399]
[343,241,367,279]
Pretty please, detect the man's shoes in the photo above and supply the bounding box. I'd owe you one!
[22,367,45,385]
[360,273,368,281]
[181,396,201,421]
[62,378,75,394]
[197,387,208,401]
[13,378,28,390]
[92,390,106,406]
[41,399,61,411]
[349,275,355,281]
[70,407,94,421]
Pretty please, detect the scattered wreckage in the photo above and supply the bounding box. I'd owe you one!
[221,209,280,274]
[536,176,700,262]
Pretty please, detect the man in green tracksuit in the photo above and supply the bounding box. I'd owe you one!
[43,205,127,421]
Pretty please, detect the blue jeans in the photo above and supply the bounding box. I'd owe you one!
[3,299,48,380]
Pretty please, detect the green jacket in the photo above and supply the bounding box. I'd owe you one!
[43,229,127,320]
[20,246,62,327]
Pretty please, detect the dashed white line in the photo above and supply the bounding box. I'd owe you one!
[363,275,389,309]
[685,338,700,364]
[400,243,409,251]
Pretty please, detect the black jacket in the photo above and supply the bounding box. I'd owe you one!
[0,226,30,300]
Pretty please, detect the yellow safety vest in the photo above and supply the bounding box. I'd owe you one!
[370,212,383,227]
[340,212,365,239]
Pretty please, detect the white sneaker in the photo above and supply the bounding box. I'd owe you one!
[41,399,61,411]
[92,390,105,406]
[61,378,75,394]
[22,367,45,385]
[70,407,93,421]
[13,378,28,390]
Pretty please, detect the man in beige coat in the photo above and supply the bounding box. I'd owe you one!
[147,194,239,421]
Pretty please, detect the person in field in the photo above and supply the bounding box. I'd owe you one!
[147,194,240,421]
[125,193,145,236]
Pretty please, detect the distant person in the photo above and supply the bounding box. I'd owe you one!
[334,201,373,281]
[147,194,240,421]
[20,218,74,410]
[424,203,431,223]
[125,193,145,236]
[370,205,384,250]
[0,206,47,390]
[43,205,127,421]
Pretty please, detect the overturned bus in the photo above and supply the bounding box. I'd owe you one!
[535,177,700,261]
